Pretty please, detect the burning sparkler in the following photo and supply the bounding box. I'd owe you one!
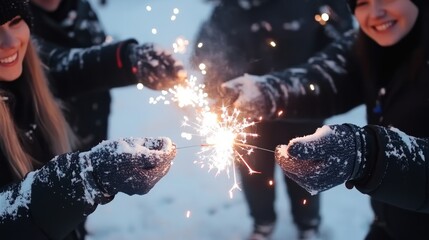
[181,106,261,196]
[139,6,275,196]
[149,73,273,196]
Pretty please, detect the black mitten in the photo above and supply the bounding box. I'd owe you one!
[84,137,175,196]
[128,43,186,90]
[275,124,367,194]
[221,74,283,120]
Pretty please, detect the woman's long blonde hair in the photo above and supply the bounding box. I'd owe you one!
[0,40,73,179]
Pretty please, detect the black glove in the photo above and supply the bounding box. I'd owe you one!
[221,74,283,120]
[128,43,186,90]
[83,137,175,196]
[275,124,368,194]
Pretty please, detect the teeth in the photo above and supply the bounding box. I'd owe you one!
[375,21,394,31]
[0,53,18,64]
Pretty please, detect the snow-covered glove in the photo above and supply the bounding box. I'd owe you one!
[128,43,186,90]
[83,137,175,196]
[275,124,368,195]
[0,137,175,239]
[221,74,284,120]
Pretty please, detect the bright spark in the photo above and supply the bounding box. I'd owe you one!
[149,75,208,108]
[321,13,330,22]
[182,107,258,177]
[136,83,144,90]
[173,37,189,54]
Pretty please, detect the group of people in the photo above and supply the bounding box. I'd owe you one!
[0,1,427,240]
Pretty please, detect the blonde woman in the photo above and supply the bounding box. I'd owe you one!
[0,1,175,239]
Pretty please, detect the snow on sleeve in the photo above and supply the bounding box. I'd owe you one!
[0,172,35,221]
[388,127,426,163]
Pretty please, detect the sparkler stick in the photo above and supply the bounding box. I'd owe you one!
[177,143,274,153]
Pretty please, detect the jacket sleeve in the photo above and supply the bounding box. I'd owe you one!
[33,37,139,98]
[0,152,109,239]
[270,30,364,119]
[354,125,429,213]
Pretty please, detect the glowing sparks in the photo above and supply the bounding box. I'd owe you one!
[149,74,263,195]
[269,180,274,186]
[136,82,144,90]
[181,106,259,195]
[138,4,274,196]
[173,37,189,54]
[321,13,330,22]
[186,210,191,218]
[303,199,307,205]
[198,63,207,75]
[180,106,259,196]
[149,75,208,108]
[315,12,330,25]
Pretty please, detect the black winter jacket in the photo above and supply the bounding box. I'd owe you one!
[191,0,354,120]
[31,0,138,151]
[268,16,429,240]
[0,77,105,240]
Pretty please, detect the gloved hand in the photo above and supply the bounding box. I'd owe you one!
[275,124,368,195]
[5,137,175,239]
[128,43,186,90]
[221,74,283,120]
[82,137,176,196]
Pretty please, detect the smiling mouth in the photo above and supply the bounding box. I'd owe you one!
[373,20,396,31]
[0,52,18,64]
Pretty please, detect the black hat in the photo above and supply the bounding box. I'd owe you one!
[0,0,32,27]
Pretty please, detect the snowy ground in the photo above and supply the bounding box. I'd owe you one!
[85,1,373,239]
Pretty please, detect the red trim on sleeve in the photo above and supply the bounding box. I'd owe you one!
[116,43,124,68]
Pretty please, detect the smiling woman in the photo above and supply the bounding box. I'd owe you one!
[0,1,31,82]
[0,1,176,239]
[354,0,419,46]
[220,0,429,239]
[0,16,30,82]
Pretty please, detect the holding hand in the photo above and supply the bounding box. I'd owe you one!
[82,137,176,196]
[221,74,282,120]
[275,124,368,195]
[128,43,186,90]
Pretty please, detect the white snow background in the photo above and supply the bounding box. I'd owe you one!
[85,1,372,239]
